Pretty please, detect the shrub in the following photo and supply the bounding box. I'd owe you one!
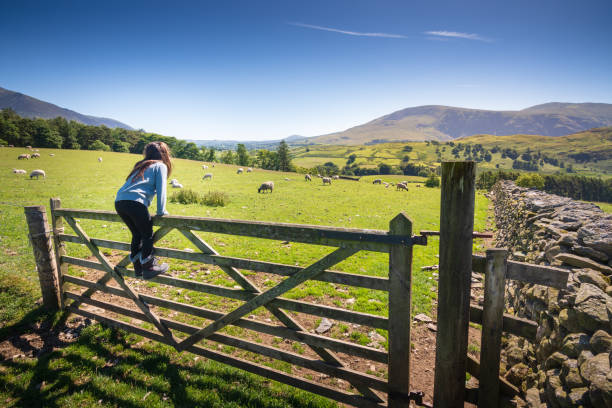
[200,190,229,207]
[424,174,440,188]
[90,140,111,151]
[516,173,545,190]
[170,188,201,204]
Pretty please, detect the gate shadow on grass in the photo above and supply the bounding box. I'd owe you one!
[0,323,338,408]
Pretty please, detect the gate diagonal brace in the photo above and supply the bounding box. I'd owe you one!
[178,229,383,402]
[62,216,178,346]
[176,246,358,351]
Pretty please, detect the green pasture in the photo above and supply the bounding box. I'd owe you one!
[0,147,489,406]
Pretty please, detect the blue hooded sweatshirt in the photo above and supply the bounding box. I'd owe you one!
[115,162,168,216]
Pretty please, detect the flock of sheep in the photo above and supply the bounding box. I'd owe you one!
[372,178,418,191]
[12,148,103,180]
[13,147,48,179]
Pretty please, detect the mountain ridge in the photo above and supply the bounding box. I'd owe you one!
[310,102,612,144]
[0,86,133,129]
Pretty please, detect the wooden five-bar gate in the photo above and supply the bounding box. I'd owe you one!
[24,162,569,408]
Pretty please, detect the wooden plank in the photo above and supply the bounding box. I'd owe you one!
[59,234,388,291]
[479,249,508,408]
[54,208,423,252]
[63,215,178,346]
[64,291,388,392]
[420,230,493,238]
[469,305,537,342]
[68,306,386,408]
[434,161,475,408]
[466,354,519,397]
[62,259,389,330]
[472,254,569,289]
[62,279,387,363]
[50,198,66,309]
[388,213,413,408]
[179,228,383,402]
[176,247,359,351]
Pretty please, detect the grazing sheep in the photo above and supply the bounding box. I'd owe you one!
[13,169,26,174]
[383,182,390,188]
[305,174,312,181]
[31,153,40,158]
[202,164,209,169]
[98,157,103,162]
[170,178,179,185]
[258,181,274,193]
[284,177,290,181]
[203,173,213,180]
[18,154,30,160]
[396,183,409,191]
[322,177,332,185]
[373,179,382,184]
[317,174,322,178]
[237,168,244,174]
[49,153,55,156]
[30,169,46,179]
[247,167,253,173]
[26,145,32,149]
[171,182,183,188]
[416,184,421,188]
[332,175,339,180]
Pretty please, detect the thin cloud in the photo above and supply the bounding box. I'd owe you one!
[289,22,407,39]
[425,30,491,42]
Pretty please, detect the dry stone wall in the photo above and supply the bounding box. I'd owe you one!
[492,180,612,407]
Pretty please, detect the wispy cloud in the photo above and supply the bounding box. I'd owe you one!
[424,30,491,42]
[289,22,407,39]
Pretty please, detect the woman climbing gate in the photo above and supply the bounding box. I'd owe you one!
[115,141,171,279]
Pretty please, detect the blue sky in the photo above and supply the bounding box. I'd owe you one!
[2,0,611,140]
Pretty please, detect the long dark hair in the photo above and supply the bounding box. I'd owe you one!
[127,141,173,182]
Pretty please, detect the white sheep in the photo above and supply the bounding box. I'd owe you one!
[49,153,55,156]
[305,174,312,181]
[237,168,244,174]
[396,183,408,191]
[30,169,46,179]
[258,181,274,193]
[171,182,183,188]
[332,175,339,180]
[247,167,253,173]
[18,154,30,160]
[98,157,103,163]
[322,177,332,185]
[12,169,26,174]
[170,178,179,185]
[383,182,390,188]
[203,173,213,180]
[284,177,290,181]
[31,153,40,158]
[202,164,209,169]
[26,145,32,149]
[373,179,382,184]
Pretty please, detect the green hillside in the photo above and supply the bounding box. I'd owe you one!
[293,127,612,177]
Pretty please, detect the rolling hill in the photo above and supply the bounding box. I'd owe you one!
[0,86,133,129]
[311,103,612,145]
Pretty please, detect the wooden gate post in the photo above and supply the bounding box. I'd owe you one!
[388,213,413,408]
[50,198,66,309]
[434,161,476,407]
[478,248,508,408]
[24,205,62,310]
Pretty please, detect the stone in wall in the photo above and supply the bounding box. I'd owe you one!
[492,180,612,407]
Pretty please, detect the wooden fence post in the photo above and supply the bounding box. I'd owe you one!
[24,205,62,310]
[388,213,413,408]
[434,161,476,407]
[50,198,66,309]
[478,248,508,408]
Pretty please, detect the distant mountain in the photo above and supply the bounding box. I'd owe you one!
[0,86,133,129]
[188,135,310,150]
[310,103,612,145]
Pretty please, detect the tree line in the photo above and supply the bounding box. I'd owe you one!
[476,170,612,203]
[0,109,293,170]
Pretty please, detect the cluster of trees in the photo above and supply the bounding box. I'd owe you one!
[476,170,612,203]
[219,141,292,172]
[449,143,493,162]
[0,108,215,161]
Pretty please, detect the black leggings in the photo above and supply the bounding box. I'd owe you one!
[115,200,154,263]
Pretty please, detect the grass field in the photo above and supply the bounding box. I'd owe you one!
[0,147,489,406]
